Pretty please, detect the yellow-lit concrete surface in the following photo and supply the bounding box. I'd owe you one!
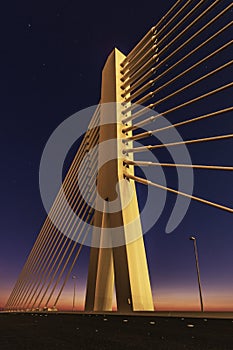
[85,48,154,312]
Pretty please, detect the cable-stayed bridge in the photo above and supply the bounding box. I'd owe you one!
[5,0,232,313]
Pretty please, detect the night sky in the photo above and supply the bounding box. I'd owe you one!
[0,0,232,311]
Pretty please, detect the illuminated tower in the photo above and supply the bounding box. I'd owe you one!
[85,48,154,312]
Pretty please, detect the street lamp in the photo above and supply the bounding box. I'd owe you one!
[72,275,77,312]
[189,236,204,312]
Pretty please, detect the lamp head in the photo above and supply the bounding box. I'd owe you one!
[189,236,196,241]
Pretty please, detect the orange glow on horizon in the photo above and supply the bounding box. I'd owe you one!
[1,285,233,312]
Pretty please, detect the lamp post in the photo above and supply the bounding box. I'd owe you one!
[72,275,77,312]
[189,236,204,312]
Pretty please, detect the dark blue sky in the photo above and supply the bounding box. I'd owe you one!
[0,0,232,310]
